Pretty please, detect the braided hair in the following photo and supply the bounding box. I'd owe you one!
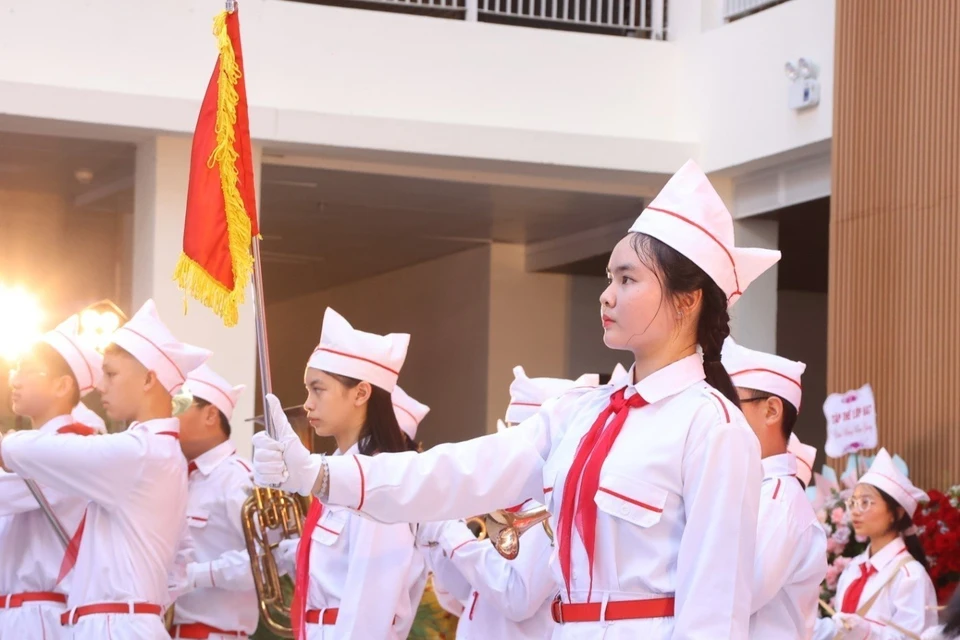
[630,232,741,409]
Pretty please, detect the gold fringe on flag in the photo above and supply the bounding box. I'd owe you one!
[173,10,254,328]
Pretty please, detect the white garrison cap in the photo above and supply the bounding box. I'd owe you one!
[307,308,409,392]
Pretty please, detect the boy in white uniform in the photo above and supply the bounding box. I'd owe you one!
[419,366,597,640]
[722,339,828,639]
[0,299,209,640]
[0,316,104,639]
[169,364,258,639]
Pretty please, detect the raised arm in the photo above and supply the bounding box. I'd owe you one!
[0,470,75,516]
[326,424,548,524]
[674,402,762,640]
[253,392,579,526]
[0,430,144,508]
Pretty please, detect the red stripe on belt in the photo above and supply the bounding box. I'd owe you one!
[305,608,339,625]
[60,602,162,626]
[551,596,675,623]
[169,622,247,638]
[0,592,66,609]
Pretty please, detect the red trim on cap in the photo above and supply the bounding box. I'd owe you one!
[187,378,237,410]
[53,330,95,392]
[729,367,802,389]
[353,455,366,511]
[312,347,399,376]
[865,471,918,509]
[645,206,742,299]
[117,327,186,386]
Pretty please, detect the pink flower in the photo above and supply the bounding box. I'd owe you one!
[825,564,841,590]
[826,537,843,555]
[831,507,846,525]
[834,557,852,573]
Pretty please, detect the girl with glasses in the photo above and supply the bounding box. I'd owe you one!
[814,448,937,639]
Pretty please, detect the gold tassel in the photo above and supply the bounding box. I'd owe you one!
[175,10,253,328]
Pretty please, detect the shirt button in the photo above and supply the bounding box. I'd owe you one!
[620,505,630,516]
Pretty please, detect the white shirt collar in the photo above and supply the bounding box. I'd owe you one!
[129,417,181,436]
[762,453,798,481]
[626,353,706,404]
[867,536,908,572]
[190,439,236,476]
[37,414,75,435]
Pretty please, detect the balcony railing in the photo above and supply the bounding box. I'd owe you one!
[287,0,666,38]
[723,0,790,22]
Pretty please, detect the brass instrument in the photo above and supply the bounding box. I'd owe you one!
[241,486,310,638]
[466,506,554,560]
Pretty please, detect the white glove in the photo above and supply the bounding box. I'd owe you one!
[416,521,449,549]
[276,537,300,577]
[166,559,194,602]
[252,394,323,496]
[833,613,871,640]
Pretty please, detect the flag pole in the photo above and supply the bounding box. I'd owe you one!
[250,236,277,440]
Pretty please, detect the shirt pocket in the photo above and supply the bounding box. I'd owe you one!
[186,509,210,530]
[593,470,668,529]
[310,507,349,546]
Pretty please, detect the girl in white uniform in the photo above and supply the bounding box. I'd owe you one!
[266,308,425,640]
[253,159,780,639]
[814,448,937,640]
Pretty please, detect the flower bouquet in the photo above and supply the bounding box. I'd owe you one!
[914,484,960,605]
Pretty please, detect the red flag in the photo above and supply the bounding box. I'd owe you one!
[174,5,258,327]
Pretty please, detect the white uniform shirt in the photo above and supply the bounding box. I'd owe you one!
[173,440,258,634]
[324,354,762,640]
[2,417,189,640]
[750,453,828,639]
[430,500,558,640]
[0,415,91,640]
[305,444,427,640]
[813,537,938,640]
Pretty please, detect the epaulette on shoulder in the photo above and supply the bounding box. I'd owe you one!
[697,387,733,424]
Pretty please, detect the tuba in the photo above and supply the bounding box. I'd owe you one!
[241,486,310,638]
[466,505,554,560]
[241,404,313,638]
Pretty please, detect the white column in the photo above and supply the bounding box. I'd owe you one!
[485,244,571,433]
[730,218,779,353]
[132,135,261,457]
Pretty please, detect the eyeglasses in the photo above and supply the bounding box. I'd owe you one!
[739,395,772,405]
[845,496,877,513]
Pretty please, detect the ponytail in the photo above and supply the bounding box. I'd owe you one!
[630,232,740,409]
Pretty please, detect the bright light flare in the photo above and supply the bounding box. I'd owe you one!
[78,307,123,353]
[0,285,45,363]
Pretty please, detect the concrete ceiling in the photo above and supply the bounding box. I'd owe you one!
[0,130,648,303]
[259,163,644,300]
